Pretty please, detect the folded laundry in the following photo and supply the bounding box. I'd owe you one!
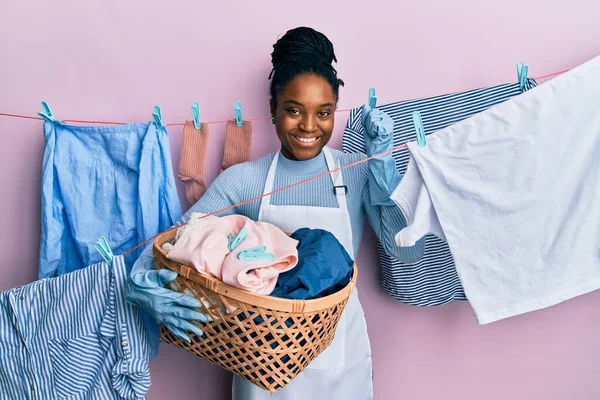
[271,228,354,300]
[166,214,299,295]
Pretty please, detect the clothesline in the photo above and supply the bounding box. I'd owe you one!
[0,66,570,258]
[0,69,569,127]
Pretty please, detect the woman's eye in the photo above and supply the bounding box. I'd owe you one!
[287,109,301,115]
[318,111,331,117]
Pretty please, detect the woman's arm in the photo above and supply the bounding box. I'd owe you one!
[362,161,426,263]
[357,105,426,262]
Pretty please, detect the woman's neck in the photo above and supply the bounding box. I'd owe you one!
[277,148,327,176]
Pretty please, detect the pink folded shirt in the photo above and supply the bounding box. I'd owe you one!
[167,214,299,295]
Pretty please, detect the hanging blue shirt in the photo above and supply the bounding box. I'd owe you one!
[39,121,182,279]
[0,255,151,399]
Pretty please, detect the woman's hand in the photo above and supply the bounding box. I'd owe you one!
[362,104,394,141]
[361,105,400,205]
[126,257,207,342]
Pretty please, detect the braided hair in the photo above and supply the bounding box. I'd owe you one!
[269,27,344,105]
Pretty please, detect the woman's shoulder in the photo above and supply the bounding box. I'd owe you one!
[218,152,275,181]
[200,152,277,208]
[248,152,277,170]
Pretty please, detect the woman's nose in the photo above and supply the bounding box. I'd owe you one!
[298,115,317,133]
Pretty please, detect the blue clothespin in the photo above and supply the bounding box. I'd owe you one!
[152,105,164,129]
[412,111,426,147]
[38,101,55,123]
[238,246,275,261]
[368,88,377,108]
[228,227,248,251]
[239,252,275,261]
[191,102,201,129]
[234,101,243,127]
[243,246,267,253]
[517,62,529,92]
[94,236,114,266]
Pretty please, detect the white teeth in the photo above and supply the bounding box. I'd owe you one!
[296,137,317,143]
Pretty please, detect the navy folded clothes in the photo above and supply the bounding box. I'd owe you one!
[272,228,354,300]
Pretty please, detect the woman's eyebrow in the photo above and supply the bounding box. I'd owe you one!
[283,100,303,106]
[283,100,334,107]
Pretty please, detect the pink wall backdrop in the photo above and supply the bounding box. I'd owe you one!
[1,1,599,399]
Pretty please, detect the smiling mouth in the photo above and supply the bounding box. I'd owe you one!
[292,136,322,147]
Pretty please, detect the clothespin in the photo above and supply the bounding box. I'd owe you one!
[412,111,426,147]
[517,62,529,92]
[152,105,164,129]
[94,236,114,266]
[234,101,243,127]
[368,88,377,108]
[244,246,267,253]
[239,252,275,261]
[191,102,201,129]
[38,101,55,123]
[237,246,275,261]
[228,227,248,251]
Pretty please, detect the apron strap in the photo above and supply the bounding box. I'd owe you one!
[259,153,279,209]
[323,148,349,214]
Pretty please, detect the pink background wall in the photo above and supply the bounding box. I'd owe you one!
[1,1,599,399]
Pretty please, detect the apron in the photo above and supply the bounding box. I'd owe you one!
[232,147,373,400]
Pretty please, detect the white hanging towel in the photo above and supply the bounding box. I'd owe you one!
[391,56,600,324]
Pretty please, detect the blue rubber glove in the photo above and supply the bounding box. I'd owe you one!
[126,260,207,343]
[361,104,401,206]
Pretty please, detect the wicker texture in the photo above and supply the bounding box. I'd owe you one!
[153,230,357,392]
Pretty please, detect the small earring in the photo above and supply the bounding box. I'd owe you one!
[271,117,275,124]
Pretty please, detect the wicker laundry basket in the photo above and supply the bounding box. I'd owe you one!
[153,229,357,392]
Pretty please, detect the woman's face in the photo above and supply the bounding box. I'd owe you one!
[271,73,336,161]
